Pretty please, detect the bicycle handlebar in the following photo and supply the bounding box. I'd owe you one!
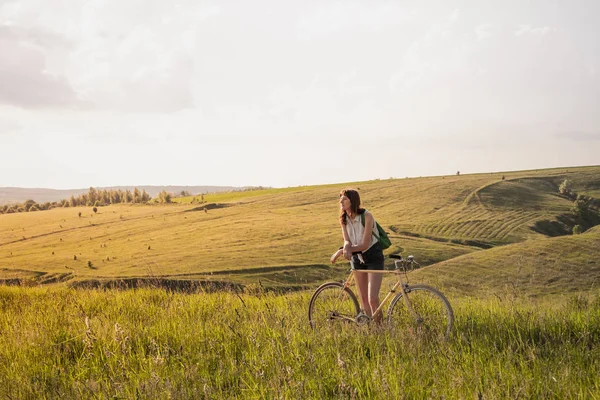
[336,247,419,268]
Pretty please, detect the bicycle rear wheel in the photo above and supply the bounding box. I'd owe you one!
[387,284,454,339]
[308,282,360,329]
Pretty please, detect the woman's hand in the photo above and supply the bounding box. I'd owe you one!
[330,249,343,264]
[343,242,353,260]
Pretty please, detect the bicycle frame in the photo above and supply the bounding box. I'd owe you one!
[309,255,453,336]
[342,267,418,321]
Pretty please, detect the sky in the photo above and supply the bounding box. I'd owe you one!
[1,0,599,189]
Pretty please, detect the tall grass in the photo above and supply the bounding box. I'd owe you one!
[1,286,599,398]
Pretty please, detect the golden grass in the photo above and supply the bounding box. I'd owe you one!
[412,227,600,298]
[0,165,599,292]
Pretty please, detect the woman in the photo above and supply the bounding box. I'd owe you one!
[331,188,385,323]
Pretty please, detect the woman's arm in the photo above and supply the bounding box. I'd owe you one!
[341,222,351,243]
[344,211,375,260]
[330,248,343,263]
[341,223,353,260]
[347,212,374,254]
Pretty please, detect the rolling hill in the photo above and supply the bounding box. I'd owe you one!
[411,225,600,298]
[0,165,599,296]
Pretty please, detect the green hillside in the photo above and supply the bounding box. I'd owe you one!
[411,226,600,298]
[1,165,599,294]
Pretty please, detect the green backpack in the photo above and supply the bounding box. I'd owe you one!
[360,212,392,250]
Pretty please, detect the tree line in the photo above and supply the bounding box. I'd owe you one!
[0,187,163,214]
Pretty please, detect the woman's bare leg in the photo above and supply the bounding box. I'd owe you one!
[354,271,370,316]
[368,273,384,323]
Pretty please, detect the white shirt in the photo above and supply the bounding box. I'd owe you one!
[345,210,378,251]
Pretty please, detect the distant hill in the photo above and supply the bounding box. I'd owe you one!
[0,165,598,294]
[0,186,248,205]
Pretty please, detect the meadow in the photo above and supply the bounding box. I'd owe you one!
[1,166,600,398]
[1,165,599,290]
[0,286,599,398]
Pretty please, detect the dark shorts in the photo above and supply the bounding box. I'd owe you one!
[351,242,385,271]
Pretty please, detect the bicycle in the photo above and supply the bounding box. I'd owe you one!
[308,254,454,339]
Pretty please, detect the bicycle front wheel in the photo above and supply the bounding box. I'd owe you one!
[308,282,360,329]
[387,284,454,340]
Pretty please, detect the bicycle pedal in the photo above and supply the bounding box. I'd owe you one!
[355,312,371,324]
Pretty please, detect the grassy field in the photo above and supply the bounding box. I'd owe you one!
[1,165,599,290]
[2,166,600,398]
[0,286,598,398]
[411,225,600,299]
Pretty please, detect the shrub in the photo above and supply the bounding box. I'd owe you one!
[158,190,172,204]
[572,195,594,220]
[87,187,98,205]
[93,207,98,214]
[559,179,572,196]
[572,225,585,235]
[22,199,36,211]
[133,188,141,203]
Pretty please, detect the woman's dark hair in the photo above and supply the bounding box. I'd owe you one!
[339,188,365,225]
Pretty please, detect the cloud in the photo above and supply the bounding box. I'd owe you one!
[296,2,416,39]
[0,24,72,48]
[0,25,78,109]
[555,131,600,142]
[475,23,492,42]
[82,56,195,113]
[1,2,221,113]
[389,9,466,91]
[67,2,223,113]
[0,115,21,135]
[514,24,555,36]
